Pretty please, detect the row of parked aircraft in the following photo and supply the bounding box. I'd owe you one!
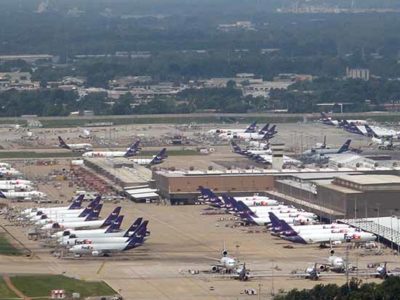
[58,137,167,165]
[198,187,376,245]
[195,187,391,281]
[230,141,301,166]
[20,195,149,257]
[0,164,47,201]
[320,113,400,149]
[208,122,278,141]
[0,162,22,178]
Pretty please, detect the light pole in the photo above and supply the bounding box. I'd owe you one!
[397,216,400,255]
[375,205,381,245]
[391,211,394,252]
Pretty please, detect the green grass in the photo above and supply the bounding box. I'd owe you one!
[0,277,17,299]
[39,116,223,128]
[3,112,400,129]
[12,275,116,298]
[0,233,22,256]
[0,152,78,159]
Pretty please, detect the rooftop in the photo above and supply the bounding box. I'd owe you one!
[319,183,363,194]
[336,174,400,185]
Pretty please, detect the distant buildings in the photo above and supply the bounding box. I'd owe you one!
[0,72,40,90]
[346,67,370,81]
[0,54,54,63]
[218,21,255,31]
[109,76,153,90]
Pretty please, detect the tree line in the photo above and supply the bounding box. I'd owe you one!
[274,277,400,300]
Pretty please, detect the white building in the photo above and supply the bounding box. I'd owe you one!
[346,67,370,81]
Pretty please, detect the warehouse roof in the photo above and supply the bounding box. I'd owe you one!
[335,174,400,185]
[319,183,363,194]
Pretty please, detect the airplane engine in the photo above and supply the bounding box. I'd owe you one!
[332,241,342,245]
[211,266,219,272]
[91,251,100,256]
[319,265,329,272]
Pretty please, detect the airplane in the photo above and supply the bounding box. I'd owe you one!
[131,148,167,166]
[280,220,376,244]
[210,246,240,272]
[53,215,128,239]
[34,201,103,225]
[366,126,400,149]
[220,123,271,140]
[343,122,368,136]
[248,140,270,150]
[240,203,316,221]
[235,202,317,220]
[22,194,84,216]
[369,136,397,150]
[29,204,93,223]
[230,141,272,157]
[0,182,32,191]
[320,113,368,128]
[365,125,399,139]
[58,217,145,245]
[41,206,121,231]
[236,204,316,226]
[62,220,149,246]
[68,221,148,256]
[319,112,339,126]
[0,168,22,178]
[254,153,301,166]
[0,190,46,201]
[321,250,346,273]
[198,187,279,207]
[58,136,93,152]
[299,263,321,280]
[371,262,400,279]
[79,128,92,139]
[269,212,349,237]
[26,195,98,219]
[82,140,140,158]
[303,139,352,157]
[224,125,277,141]
[1,179,32,186]
[208,121,258,135]
[37,203,103,225]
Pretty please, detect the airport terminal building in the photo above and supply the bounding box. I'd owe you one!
[154,169,400,218]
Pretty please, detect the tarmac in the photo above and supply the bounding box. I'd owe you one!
[0,122,399,299]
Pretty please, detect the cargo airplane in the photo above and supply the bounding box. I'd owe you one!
[303,139,352,157]
[208,121,257,135]
[0,190,46,201]
[82,140,140,158]
[131,148,167,166]
[42,206,121,231]
[58,136,93,152]
[62,220,149,246]
[68,221,148,256]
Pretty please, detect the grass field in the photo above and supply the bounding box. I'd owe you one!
[40,115,305,128]
[0,233,22,256]
[0,278,17,299]
[12,275,116,298]
[2,112,400,129]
